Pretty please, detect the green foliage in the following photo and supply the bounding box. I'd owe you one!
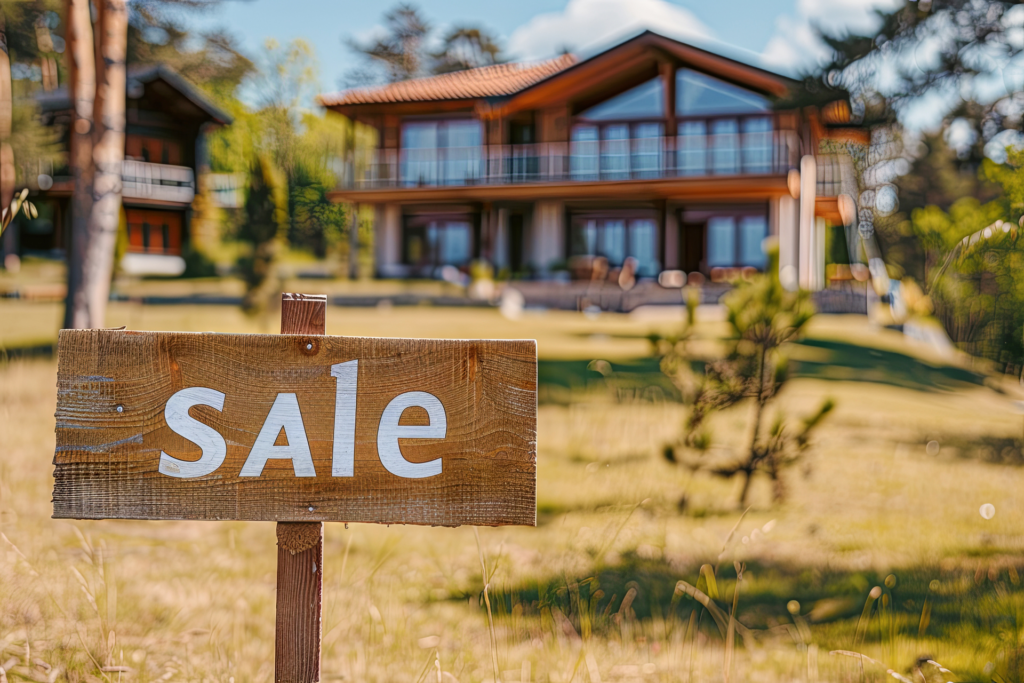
[794,1,1024,154]
[127,26,254,104]
[431,26,505,74]
[654,246,832,508]
[238,154,288,315]
[345,3,506,84]
[900,149,1024,373]
[345,3,430,84]
[10,97,63,184]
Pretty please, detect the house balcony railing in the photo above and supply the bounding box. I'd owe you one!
[341,131,818,192]
[122,160,195,204]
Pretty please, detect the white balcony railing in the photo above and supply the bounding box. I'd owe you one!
[342,131,801,191]
[122,160,195,204]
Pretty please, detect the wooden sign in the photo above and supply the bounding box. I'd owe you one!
[53,328,537,527]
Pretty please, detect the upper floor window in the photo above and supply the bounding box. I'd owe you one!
[676,69,771,116]
[400,119,482,186]
[571,78,665,180]
[576,78,664,122]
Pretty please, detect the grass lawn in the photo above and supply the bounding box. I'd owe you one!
[2,301,1024,682]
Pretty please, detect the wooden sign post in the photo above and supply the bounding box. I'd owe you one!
[53,293,538,683]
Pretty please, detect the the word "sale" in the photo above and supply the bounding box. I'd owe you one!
[158,361,446,480]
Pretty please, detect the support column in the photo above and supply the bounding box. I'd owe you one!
[530,200,564,275]
[494,208,508,270]
[777,194,798,290]
[798,155,817,290]
[375,203,402,278]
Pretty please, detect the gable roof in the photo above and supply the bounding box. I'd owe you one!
[128,64,233,125]
[35,64,232,125]
[320,31,799,115]
[318,54,577,107]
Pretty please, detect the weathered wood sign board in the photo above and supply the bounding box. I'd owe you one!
[53,329,537,527]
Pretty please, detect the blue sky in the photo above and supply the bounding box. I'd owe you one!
[185,0,899,94]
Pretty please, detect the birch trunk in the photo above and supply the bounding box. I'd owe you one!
[80,0,128,329]
[62,0,96,329]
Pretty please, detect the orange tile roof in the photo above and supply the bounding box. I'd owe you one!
[319,54,577,106]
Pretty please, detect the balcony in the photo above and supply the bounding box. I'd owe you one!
[122,161,195,204]
[343,131,800,191]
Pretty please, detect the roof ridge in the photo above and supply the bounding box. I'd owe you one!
[319,54,577,107]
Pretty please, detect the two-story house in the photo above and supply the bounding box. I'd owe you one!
[6,64,230,273]
[321,31,863,293]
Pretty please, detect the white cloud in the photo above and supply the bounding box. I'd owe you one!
[761,0,902,71]
[507,0,712,62]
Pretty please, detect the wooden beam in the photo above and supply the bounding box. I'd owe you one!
[277,293,326,683]
[328,174,791,204]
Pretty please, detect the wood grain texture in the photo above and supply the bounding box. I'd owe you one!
[277,293,325,683]
[275,520,323,683]
[52,328,537,527]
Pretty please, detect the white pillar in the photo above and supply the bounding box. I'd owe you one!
[778,195,798,290]
[798,154,818,290]
[530,200,564,274]
[375,203,402,277]
[494,208,508,269]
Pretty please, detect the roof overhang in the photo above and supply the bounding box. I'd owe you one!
[129,65,233,126]
[491,31,797,119]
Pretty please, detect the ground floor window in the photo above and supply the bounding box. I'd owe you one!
[403,217,476,271]
[706,214,767,269]
[126,209,183,255]
[569,215,660,277]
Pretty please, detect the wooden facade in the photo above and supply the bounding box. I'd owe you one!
[323,31,862,287]
[4,65,230,263]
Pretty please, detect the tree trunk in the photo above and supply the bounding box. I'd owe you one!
[63,0,96,329]
[80,0,128,329]
[0,7,15,211]
[740,345,769,508]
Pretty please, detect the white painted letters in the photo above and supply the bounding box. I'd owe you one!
[330,360,358,477]
[159,367,450,479]
[239,393,317,477]
[376,392,446,479]
[159,387,227,478]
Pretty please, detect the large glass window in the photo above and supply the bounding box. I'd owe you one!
[674,69,774,177]
[403,219,474,269]
[400,120,482,186]
[629,219,658,276]
[631,123,663,178]
[676,69,771,116]
[570,216,660,277]
[600,125,630,180]
[401,122,438,186]
[577,78,664,121]
[571,122,664,179]
[711,119,739,174]
[703,213,767,269]
[570,125,600,180]
[677,120,707,176]
[742,117,773,174]
[706,216,736,268]
[738,216,768,267]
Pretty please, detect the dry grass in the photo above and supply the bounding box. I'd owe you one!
[2,304,1024,682]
